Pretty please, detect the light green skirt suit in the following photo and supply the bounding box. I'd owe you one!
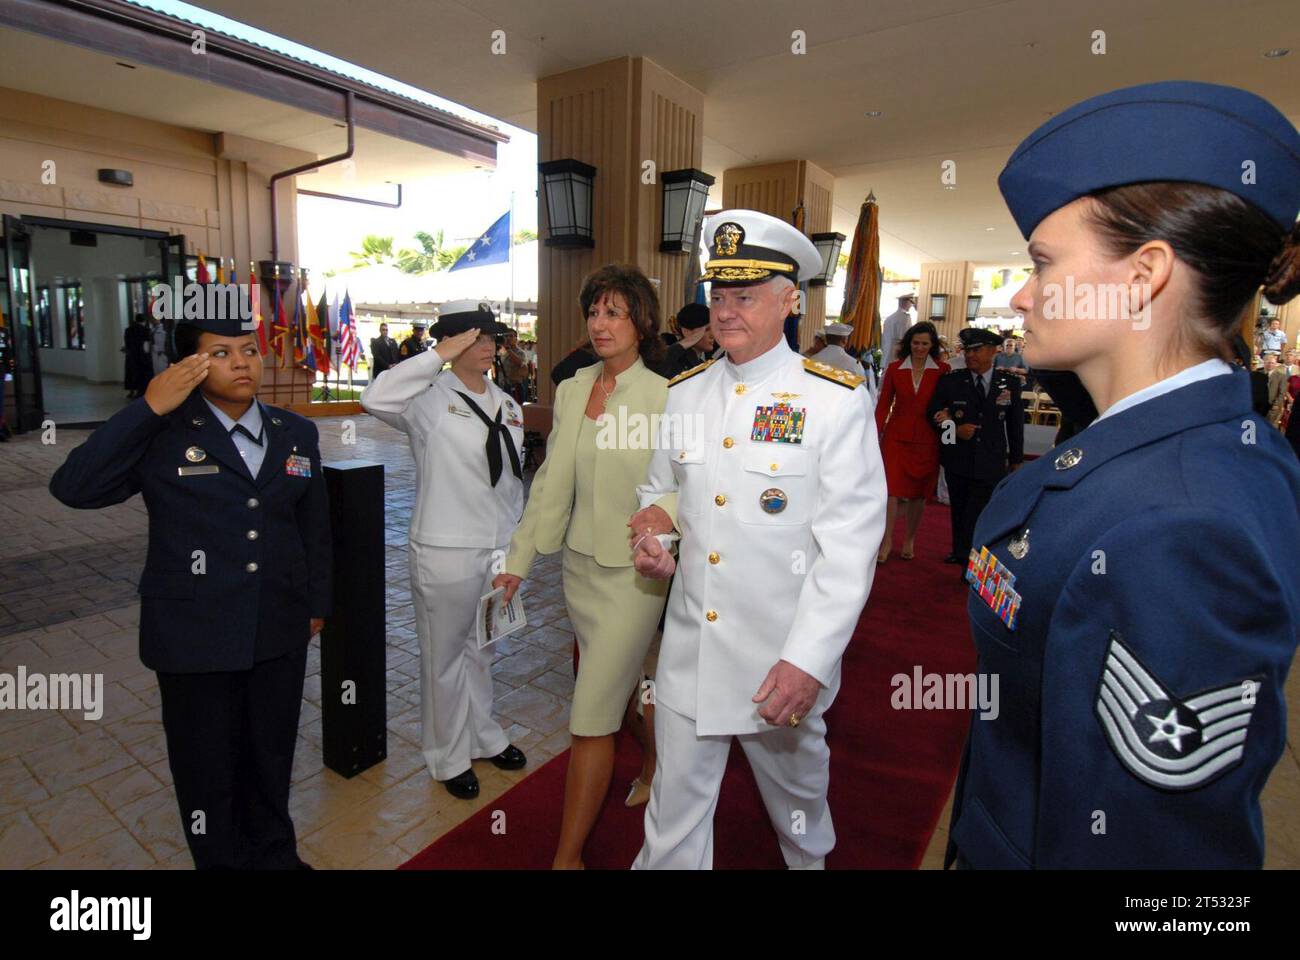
[505,356,673,735]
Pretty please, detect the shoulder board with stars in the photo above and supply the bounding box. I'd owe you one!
[803,358,864,390]
[667,357,717,387]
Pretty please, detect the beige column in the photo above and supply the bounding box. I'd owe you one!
[536,57,704,403]
[720,159,834,350]
[917,261,976,346]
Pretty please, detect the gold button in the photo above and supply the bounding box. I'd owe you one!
[706,610,718,622]
[708,552,720,564]
[734,384,746,395]
[722,437,734,449]
[714,494,726,507]
[679,451,686,460]
[770,463,778,471]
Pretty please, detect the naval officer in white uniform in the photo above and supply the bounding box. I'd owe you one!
[360,300,528,799]
[628,211,887,869]
[811,321,875,402]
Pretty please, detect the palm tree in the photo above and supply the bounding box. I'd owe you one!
[397,230,468,274]
[513,229,538,245]
[349,235,395,269]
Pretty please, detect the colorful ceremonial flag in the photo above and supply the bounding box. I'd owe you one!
[448,211,510,271]
[272,283,290,367]
[196,252,210,284]
[338,290,359,370]
[317,291,332,370]
[842,192,883,352]
[306,287,329,375]
[291,279,307,366]
[248,264,269,355]
[215,258,226,285]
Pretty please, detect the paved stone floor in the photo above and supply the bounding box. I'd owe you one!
[1,410,1297,869]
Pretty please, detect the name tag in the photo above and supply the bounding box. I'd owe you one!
[448,404,472,418]
[284,454,312,478]
[177,465,220,477]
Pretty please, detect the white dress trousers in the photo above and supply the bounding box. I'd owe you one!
[408,541,509,779]
[632,700,832,869]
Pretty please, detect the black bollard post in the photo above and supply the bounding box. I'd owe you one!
[321,460,387,777]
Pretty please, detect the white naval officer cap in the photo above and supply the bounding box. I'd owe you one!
[824,322,853,337]
[699,209,822,285]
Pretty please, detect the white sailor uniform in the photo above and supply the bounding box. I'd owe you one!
[360,347,524,780]
[632,339,886,868]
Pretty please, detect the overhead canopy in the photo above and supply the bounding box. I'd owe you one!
[0,0,507,170]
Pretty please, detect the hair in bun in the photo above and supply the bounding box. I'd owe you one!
[1263,222,1300,306]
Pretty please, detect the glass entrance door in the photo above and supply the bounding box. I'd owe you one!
[2,215,41,434]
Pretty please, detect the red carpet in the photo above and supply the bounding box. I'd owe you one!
[401,501,976,869]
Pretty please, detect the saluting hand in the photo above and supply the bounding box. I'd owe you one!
[435,327,481,362]
[677,325,710,349]
[144,353,210,416]
[633,535,676,580]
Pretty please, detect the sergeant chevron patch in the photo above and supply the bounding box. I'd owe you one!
[1095,631,1259,791]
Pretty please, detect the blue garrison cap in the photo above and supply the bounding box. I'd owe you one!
[999,81,1300,239]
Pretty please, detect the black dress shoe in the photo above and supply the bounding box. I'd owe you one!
[943,553,965,564]
[489,745,527,770]
[443,768,480,799]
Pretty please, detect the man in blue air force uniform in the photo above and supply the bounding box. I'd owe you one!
[927,325,1025,569]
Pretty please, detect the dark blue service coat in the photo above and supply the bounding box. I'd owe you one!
[948,368,1299,868]
[927,367,1025,479]
[49,390,332,673]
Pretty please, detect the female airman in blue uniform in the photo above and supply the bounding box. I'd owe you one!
[948,81,1300,868]
[50,310,331,869]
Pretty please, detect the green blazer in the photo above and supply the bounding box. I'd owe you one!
[505,356,673,575]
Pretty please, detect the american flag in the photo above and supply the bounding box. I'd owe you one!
[338,290,359,370]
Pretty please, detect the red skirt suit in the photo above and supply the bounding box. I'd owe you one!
[875,358,950,498]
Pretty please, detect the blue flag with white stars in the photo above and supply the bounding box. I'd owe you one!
[449,211,511,271]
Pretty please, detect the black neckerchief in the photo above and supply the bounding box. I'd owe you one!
[454,390,523,487]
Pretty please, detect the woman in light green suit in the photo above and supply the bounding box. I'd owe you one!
[494,264,672,869]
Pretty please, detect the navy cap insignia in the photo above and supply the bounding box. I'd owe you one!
[185,446,206,463]
[714,222,744,256]
[759,488,787,514]
[1095,631,1258,791]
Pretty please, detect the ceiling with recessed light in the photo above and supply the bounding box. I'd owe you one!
[11,0,1300,273]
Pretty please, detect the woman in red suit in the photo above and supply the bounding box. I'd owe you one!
[875,321,949,561]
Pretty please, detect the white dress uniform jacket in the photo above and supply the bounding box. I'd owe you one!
[637,340,887,735]
[360,346,524,545]
[881,308,913,359]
